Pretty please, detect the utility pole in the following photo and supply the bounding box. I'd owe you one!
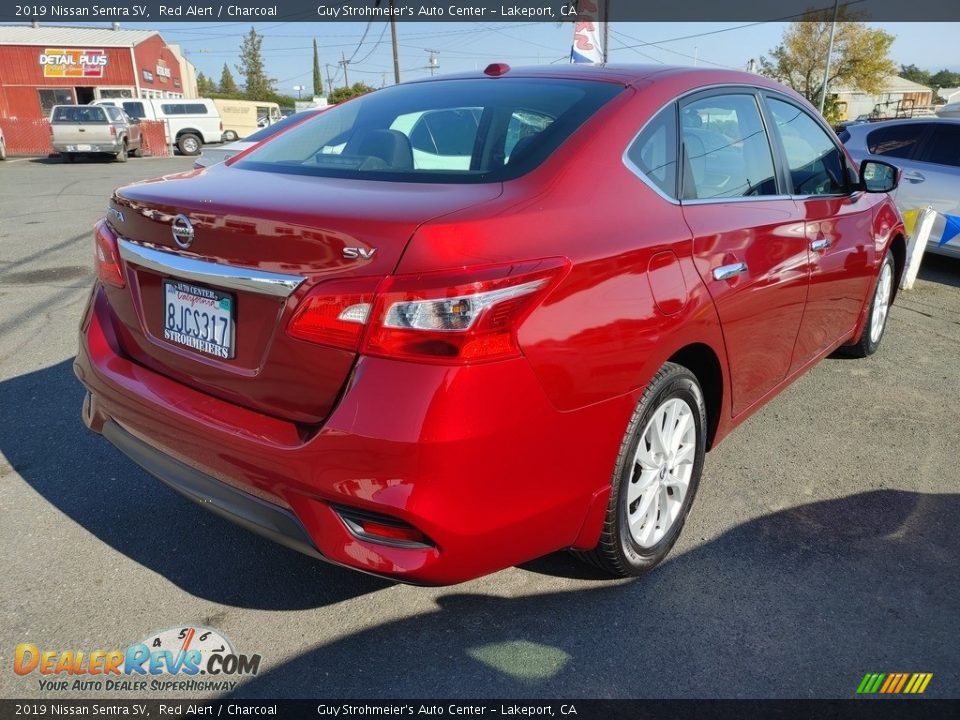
[390,3,401,84]
[339,51,350,88]
[426,49,439,76]
[325,64,335,97]
[819,0,840,115]
[601,0,609,64]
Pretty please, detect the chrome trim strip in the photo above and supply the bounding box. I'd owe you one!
[118,239,304,299]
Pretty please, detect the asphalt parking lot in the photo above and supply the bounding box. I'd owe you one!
[1,155,957,700]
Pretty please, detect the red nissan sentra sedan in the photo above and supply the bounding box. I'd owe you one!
[75,65,905,584]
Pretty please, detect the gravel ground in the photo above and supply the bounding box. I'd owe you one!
[0,155,957,700]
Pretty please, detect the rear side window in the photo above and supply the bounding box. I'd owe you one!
[866,124,926,158]
[767,98,847,196]
[234,78,622,183]
[626,105,678,199]
[917,124,960,167]
[680,94,778,200]
[52,106,107,123]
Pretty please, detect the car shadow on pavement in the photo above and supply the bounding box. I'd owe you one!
[0,359,392,610]
[918,253,960,288]
[223,489,958,699]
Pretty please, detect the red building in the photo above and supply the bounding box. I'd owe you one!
[0,24,197,120]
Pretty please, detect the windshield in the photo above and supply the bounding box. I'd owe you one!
[243,110,321,143]
[234,78,622,183]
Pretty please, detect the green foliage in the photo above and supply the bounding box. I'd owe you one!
[899,64,931,87]
[196,72,217,96]
[328,82,376,104]
[313,39,323,97]
[218,63,238,95]
[929,69,960,90]
[758,8,896,122]
[237,26,275,100]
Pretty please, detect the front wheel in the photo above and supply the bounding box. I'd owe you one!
[114,142,128,163]
[578,362,707,577]
[842,249,895,358]
[222,130,239,142]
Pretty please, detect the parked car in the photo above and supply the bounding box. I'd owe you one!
[935,102,960,118]
[94,98,222,155]
[75,65,904,584]
[193,106,327,169]
[212,98,283,141]
[841,117,960,258]
[50,104,142,163]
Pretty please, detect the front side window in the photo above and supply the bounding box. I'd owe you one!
[234,78,622,183]
[680,94,778,200]
[866,124,926,159]
[626,105,678,199]
[105,107,124,122]
[917,124,960,167]
[767,97,847,196]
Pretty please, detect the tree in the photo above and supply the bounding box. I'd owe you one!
[218,63,238,95]
[929,69,960,90]
[899,64,931,87]
[313,39,323,97]
[759,9,895,122]
[196,72,217,95]
[329,82,376,104]
[237,26,275,100]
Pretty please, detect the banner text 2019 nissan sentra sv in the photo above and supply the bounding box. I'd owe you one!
[75,65,905,584]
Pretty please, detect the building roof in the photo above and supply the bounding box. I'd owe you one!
[0,24,159,47]
[882,74,933,94]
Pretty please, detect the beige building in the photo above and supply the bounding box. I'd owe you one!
[834,75,934,120]
[167,43,198,99]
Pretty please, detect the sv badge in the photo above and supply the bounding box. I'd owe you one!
[342,247,377,260]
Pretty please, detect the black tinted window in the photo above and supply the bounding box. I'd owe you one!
[123,101,146,119]
[866,124,926,159]
[918,124,960,167]
[235,79,622,183]
[768,98,847,196]
[680,94,778,199]
[626,105,678,198]
[52,106,107,123]
[161,103,209,115]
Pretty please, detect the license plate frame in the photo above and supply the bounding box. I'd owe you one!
[162,280,235,359]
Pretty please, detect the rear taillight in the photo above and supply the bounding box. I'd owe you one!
[109,126,117,137]
[286,258,568,364]
[287,277,380,350]
[94,219,125,288]
[219,120,224,131]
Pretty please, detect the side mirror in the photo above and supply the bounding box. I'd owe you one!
[860,160,899,193]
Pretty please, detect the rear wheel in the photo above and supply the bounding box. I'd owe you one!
[842,249,894,358]
[61,153,74,163]
[177,133,201,156]
[114,142,128,163]
[222,130,239,142]
[578,362,707,577]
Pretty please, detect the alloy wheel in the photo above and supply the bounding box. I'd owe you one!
[870,261,893,344]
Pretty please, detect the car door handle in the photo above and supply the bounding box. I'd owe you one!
[902,170,925,183]
[811,238,832,252]
[713,262,748,281]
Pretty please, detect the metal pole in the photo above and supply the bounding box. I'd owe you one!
[819,0,839,115]
[340,51,349,88]
[602,0,609,64]
[390,2,401,84]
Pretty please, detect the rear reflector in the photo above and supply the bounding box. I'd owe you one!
[94,219,125,288]
[333,506,433,548]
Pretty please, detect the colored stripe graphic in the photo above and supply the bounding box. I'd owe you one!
[857,672,932,694]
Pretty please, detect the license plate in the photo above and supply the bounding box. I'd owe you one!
[163,280,234,359]
[70,144,92,151]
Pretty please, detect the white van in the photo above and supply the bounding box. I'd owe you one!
[93,98,222,155]
[212,99,283,141]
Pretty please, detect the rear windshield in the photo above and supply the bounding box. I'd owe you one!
[52,106,107,123]
[234,78,623,183]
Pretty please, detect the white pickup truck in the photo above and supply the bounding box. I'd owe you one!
[50,105,143,163]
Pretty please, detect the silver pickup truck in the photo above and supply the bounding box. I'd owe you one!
[50,105,143,163]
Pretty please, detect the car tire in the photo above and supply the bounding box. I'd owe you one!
[577,362,707,577]
[0,138,6,160]
[130,144,143,158]
[177,133,202,156]
[841,249,895,358]
[222,130,238,142]
[114,142,128,163]
[61,153,74,163]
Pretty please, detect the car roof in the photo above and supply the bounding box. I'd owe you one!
[843,116,960,137]
[406,64,787,90]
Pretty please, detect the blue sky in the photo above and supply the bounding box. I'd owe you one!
[71,21,960,91]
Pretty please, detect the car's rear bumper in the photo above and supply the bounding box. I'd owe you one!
[75,286,630,584]
[54,141,122,153]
